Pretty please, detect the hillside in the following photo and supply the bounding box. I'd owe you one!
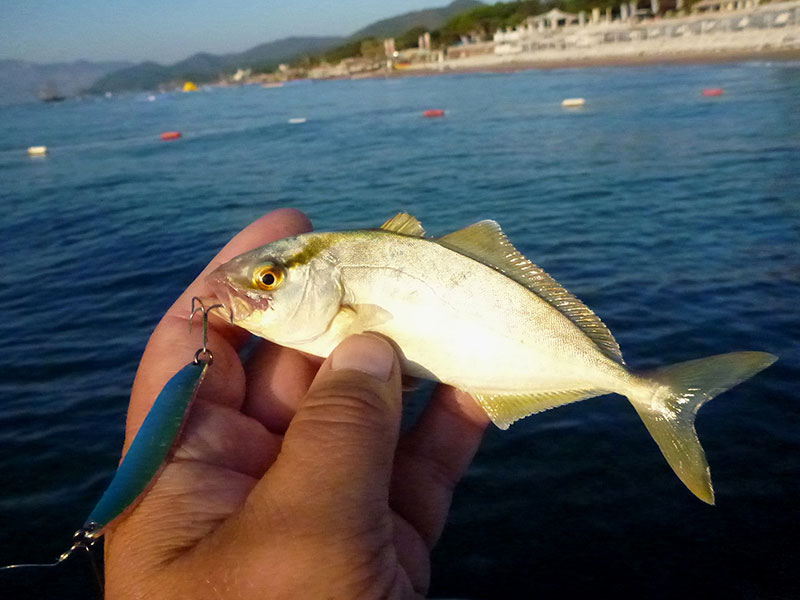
[89,1,487,94]
[0,59,132,105]
[349,0,484,39]
[88,36,344,94]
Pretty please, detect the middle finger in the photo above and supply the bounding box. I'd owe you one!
[241,340,321,433]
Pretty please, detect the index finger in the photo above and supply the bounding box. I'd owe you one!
[126,208,312,443]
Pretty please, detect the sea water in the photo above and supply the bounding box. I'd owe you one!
[0,63,798,598]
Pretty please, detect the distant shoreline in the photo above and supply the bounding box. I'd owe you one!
[365,48,800,80]
[318,2,800,83]
[310,47,800,85]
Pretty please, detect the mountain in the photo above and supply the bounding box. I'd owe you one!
[0,59,133,105]
[74,1,487,95]
[350,0,484,39]
[88,36,344,94]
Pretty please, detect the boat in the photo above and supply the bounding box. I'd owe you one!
[39,82,66,103]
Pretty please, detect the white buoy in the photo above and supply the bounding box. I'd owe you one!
[28,146,48,156]
[561,98,586,108]
[288,117,307,124]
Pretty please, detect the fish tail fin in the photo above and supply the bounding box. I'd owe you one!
[627,351,777,504]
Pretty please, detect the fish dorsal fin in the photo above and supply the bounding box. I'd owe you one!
[438,220,625,365]
[380,213,426,237]
[472,389,600,429]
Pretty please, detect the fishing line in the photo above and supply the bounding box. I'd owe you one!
[0,528,103,596]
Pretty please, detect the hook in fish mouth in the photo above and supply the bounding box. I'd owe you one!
[205,269,260,322]
[190,297,233,324]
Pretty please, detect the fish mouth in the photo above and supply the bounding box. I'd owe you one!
[205,268,256,322]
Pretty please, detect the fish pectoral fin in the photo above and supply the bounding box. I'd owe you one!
[471,389,601,430]
[380,213,426,237]
[338,303,393,332]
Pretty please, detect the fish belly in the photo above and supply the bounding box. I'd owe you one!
[380,298,619,394]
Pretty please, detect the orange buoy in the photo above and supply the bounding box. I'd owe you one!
[423,109,445,118]
[702,88,724,97]
[161,131,182,141]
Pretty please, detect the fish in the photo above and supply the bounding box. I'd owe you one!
[207,213,777,504]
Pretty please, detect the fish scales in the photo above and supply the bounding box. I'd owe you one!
[207,213,777,504]
[311,229,626,395]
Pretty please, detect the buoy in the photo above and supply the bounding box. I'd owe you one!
[288,118,307,124]
[28,146,47,156]
[160,131,182,141]
[561,98,586,107]
[182,81,198,92]
[702,88,724,97]
[423,109,445,118]
[147,95,156,102]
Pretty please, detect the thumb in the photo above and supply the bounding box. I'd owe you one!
[272,334,402,507]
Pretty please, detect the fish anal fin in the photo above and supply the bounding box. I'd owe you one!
[471,389,600,430]
[380,213,426,237]
[438,221,625,366]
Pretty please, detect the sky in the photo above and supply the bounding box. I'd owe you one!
[1,0,448,64]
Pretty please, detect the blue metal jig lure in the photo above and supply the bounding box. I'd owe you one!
[0,297,229,575]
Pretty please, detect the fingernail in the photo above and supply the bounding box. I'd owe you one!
[331,334,394,382]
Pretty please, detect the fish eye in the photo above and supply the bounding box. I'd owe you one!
[253,264,284,291]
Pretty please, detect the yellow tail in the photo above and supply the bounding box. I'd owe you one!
[628,351,777,504]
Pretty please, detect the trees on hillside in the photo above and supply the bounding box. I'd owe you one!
[293,0,628,69]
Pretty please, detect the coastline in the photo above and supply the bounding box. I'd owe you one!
[326,2,800,81]
[381,47,800,77]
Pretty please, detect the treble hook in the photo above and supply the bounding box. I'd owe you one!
[190,297,233,365]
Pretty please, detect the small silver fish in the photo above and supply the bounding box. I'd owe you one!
[208,213,776,503]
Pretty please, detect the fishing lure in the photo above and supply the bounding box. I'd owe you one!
[0,298,228,579]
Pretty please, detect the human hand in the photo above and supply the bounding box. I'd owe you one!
[105,208,489,599]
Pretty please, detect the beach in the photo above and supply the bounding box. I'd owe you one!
[346,0,800,78]
[390,47,800,75]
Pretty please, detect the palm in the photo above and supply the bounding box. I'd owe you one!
[104,209,487,599]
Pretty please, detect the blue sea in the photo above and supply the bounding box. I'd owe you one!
[0,63,798,598]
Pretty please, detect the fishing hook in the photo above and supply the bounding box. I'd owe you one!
[189,297,233,365]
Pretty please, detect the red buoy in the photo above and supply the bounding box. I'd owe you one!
[702,89,724,97]
[423,109,445,118]
[160,131,182,140]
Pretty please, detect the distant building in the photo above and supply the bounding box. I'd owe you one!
[525,9,581,30]
[693,0,761,12]
[418,32,432,50]
[232,68,252,82]
[447,40,495,59]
